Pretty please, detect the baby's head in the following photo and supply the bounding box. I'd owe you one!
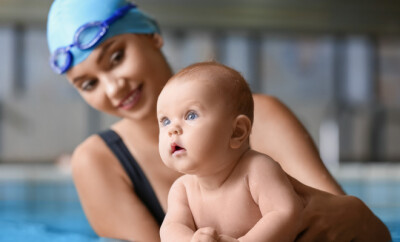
[157,62,254,174]
[169,62,254,124]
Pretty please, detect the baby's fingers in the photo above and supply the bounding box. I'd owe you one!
[219,234,239,242]
[191,227,219,242]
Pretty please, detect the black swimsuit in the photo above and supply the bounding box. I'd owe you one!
[98,129,165,225]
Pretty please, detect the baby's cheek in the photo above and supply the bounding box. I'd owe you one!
[192,131,214,152]
[158,139,168,160]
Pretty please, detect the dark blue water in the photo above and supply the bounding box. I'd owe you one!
[0,179,398,241]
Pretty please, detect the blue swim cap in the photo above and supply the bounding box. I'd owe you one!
[47,0,160,73]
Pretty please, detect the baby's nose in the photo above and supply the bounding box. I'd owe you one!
[168,124,182,136]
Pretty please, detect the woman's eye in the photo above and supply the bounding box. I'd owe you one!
[109,50,124,66]
[186,111,198,121]
[81,79,98,91]
[161,118,171,127]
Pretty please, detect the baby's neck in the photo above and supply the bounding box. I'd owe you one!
[195,147,251,191]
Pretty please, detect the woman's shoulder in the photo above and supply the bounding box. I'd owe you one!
[252,93,300,129]
[73,133,108,159]
[70,133,116,176]
[252,93,277,102]
[252,93,287,114]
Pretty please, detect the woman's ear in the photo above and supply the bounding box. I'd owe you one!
[152,33,164,49]
[230,115,252,149]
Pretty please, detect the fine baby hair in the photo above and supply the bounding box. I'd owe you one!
[167,61,254,124]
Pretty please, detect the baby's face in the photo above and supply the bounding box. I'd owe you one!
[157,77,234,175]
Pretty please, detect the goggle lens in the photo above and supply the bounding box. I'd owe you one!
[74,22,107,49]
[51,48,72,75]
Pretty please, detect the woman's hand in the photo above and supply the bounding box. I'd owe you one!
[289,176,392,242]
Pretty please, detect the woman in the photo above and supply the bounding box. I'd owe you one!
[47,0,391,241]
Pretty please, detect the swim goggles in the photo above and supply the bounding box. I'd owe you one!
[50,3,136,74]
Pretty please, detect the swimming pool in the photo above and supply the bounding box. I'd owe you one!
[0,164,399,241]
[334,163,400,242]
[343,180,400,241]
[0,180,98,242]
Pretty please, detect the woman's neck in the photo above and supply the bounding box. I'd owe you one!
[116,114,160,144]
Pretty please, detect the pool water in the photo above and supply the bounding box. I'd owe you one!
[0,179,399,241]
[343,179,400,241]
[0,181,97,242]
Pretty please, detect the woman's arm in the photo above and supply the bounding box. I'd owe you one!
[251,94,342,194]
[251,94,391,241]
[71,135,161,241]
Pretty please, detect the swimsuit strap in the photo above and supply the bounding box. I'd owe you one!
[98,129,165,225]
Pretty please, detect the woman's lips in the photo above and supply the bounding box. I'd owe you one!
[118,84,142,110]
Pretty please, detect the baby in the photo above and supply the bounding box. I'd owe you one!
[157,62,303,242]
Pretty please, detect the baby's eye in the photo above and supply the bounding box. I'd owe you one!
[185,111,198,121]
[160,117,171,127]
[81,79,98,91]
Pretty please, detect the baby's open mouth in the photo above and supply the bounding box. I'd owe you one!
[171,143,185,154]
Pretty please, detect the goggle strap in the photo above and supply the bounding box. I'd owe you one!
[105,3,136,25]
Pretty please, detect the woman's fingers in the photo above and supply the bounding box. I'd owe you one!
[295,189,360,242]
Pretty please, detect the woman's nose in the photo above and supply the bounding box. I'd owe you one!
[104,76,126,97]
[168,124,183,136]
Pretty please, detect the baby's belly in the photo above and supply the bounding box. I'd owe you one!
[190,192,262,238]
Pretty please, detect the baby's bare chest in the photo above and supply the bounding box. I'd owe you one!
[186,182,262,237]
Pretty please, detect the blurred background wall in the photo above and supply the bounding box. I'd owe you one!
[0,0,399,164]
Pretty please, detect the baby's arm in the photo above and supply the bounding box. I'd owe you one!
[239,156,303,242]
[161,177,213,242]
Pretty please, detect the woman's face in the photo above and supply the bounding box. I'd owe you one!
[66,34,172,121]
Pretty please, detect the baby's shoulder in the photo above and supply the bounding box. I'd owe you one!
[241,151,289,191]
[173,174,189,184]
[243,150,282,174]
[168,175,197,198]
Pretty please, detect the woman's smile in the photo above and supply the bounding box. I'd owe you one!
[118,83,143,110]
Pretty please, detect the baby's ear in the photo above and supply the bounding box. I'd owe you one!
[230,115,252,149]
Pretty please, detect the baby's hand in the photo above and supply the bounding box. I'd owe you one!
[191,227,219,242]
[218,234,239,242]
